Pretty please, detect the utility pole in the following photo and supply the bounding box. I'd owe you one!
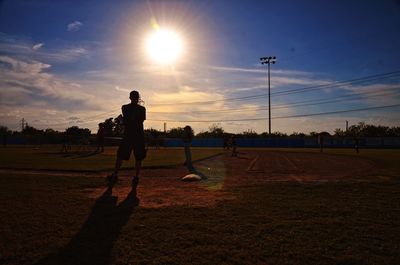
[21,118,25,131]
[260,56,276,135]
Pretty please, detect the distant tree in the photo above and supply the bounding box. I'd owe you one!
[43,128,63,144]
[241,129,259,137]
[166,127,185,138]
[0,126,11,146]
[145,128,164,147]
[65,126,91,144]
[20,125,44,144]
[290,132,306,137]
[0,126,10,135]
[208,124,225,137]
[196,124,225,138]
[319,131,330,136]
[260,131,288,137]
[98,117,125,137]
[113,117,124,137]
[388,126,400,137]
[195,130,209,138]
[102,118,114,136]
[362,124,389,137]
[333,128,346,137]
[22,125,43,135]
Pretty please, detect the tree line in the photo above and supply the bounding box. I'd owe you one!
[1,119,399,145]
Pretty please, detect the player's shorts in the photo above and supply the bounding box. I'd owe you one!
[117,137,146,161]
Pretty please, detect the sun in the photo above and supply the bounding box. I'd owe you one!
[145,28,183,65]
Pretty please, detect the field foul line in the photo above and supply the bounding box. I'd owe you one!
[280,153,301,171]
[246,154,265,173]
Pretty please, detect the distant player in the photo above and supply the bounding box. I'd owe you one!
[223,136,229,150]
[354,137,360,154]
[108,90,146,189]
[230,135,238,157]
[182,125,194,172]
[318,133,324,152]
[96,123,105,153]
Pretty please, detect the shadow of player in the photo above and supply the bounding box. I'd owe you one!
[36,183,139,265]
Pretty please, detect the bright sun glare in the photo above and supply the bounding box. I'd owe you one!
[146,29,183,65]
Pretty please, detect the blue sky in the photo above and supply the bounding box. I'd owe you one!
[0,0,400,134]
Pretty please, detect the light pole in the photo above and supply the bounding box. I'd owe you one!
[260,56,276,135]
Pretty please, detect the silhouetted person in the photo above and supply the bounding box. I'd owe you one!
[318,133,324,152]
[108,90,146,188]
[61,132,70,153]
[2,133,7,147]
[96,123,105,153]
[230,135,238,157]
[182,125,194,172]
[354,137,360,154]
[153,130,160,149]
[223,136,229,150]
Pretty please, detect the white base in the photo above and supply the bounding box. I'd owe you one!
[181,174,202,181]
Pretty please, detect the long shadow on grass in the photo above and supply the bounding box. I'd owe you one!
[37,183,139,265]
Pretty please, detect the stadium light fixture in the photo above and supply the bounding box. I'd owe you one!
[260,56,277,135]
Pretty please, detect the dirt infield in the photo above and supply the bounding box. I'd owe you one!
[86,150,377,208]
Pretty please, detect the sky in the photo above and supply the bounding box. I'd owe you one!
[0,0,400,134]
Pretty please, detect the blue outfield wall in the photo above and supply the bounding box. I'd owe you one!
[164,137,400,148]
[164,138,311,147]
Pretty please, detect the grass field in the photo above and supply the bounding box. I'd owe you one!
[0,145,222,171]
[0,146,399,265]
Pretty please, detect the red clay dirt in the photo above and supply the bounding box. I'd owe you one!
[87,150,377,208]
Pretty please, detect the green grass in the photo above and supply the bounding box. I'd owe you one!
[0,145,222,171]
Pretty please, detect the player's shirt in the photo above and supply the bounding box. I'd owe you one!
[121,103,146,138]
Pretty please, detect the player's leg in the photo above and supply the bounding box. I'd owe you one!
[132,139,146,188]
[108,139,132,183]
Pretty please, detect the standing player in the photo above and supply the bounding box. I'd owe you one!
[182,125,195,172]
[96,123,105,153]
[318,133,324,152]
[108,90,146,188]
[230,135,238,157]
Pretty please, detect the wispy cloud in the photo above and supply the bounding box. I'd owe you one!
[37,47,89,63]
[32,43,44,51]
[115,86,130,92]
[209,65,317,76]
[0,33,89,63]
[67,21,83,32]
[0,56,97,110]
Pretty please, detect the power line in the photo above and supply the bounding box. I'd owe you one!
[36,88,400,128]
[145,70,400,106]
[146,89,400,115]
[30,71,400,128]
[146,104,400,123]
[272,72,400,96]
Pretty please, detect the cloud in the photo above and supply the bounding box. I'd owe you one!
[0,33,89,63]
[32,43,44,51]
[0,56,98,110]
[67,21,83,32]
[209,65,317,76]
[115,86,130,92]
[37,47,89,63]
